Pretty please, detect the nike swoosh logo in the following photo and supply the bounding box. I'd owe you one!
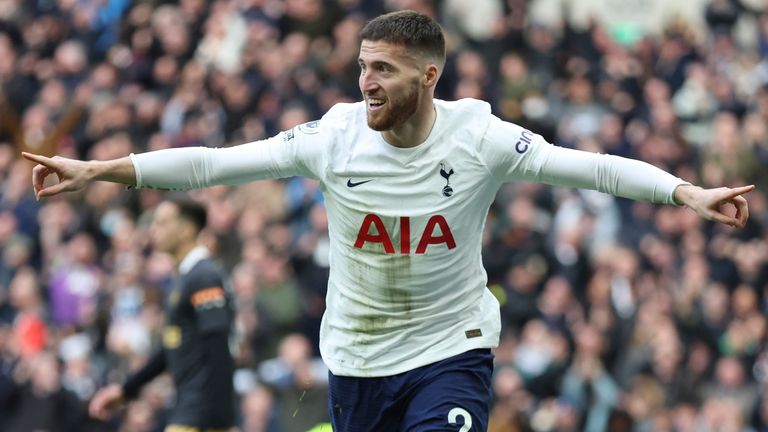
[346,179,373,188]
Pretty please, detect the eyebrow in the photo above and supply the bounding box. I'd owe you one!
[358,59,397,69]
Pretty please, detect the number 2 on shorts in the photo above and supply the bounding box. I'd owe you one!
[447,407,472,432]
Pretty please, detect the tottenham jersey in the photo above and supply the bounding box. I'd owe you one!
[311,99,502,377]
[132,98,685,377]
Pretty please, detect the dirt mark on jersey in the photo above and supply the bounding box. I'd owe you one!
[348,253,413,340]
[382,254,412,315]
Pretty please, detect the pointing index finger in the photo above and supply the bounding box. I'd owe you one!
[723,185,755,199]
[21,152,54,167]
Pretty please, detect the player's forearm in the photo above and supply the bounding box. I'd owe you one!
[538,146,688,205]
[131,139,294,190]
[121,349,166,400]
[131,147,217,190]
[88,156,137,186]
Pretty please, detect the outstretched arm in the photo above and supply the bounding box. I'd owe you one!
[534,147,755,228]
[479,117,756,229]
[23,124,325,198]
[21,153,136,199]
[532,145,755,228]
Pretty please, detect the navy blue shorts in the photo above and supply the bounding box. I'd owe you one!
[328,349,494,431]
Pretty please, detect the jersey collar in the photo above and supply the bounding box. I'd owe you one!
[178,246,210,275]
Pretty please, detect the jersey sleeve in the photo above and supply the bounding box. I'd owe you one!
[186,270,231,334]
[131,120,329,190]
[479,115,689,205]
[121,349,166,399]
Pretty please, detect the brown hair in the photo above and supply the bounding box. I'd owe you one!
[360,10,445,68]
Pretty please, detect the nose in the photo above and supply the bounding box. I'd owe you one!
[359,71,379,94]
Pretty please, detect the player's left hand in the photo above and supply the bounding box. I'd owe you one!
[673,184,755,228]
[89,383,125,420]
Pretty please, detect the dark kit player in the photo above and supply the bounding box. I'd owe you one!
[89,198,235,432]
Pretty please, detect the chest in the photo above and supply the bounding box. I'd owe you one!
[319,138,498,256]
[322,138,492,216]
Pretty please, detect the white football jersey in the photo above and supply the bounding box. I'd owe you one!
[132,98,685,377]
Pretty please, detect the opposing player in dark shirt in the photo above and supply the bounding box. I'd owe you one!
[89,197,235,432]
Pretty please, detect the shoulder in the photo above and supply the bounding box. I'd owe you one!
[184,259,225,288]
[289,102,364,144]
[434,98,492,120]
[320,102,365,131]
[434,98,493,143]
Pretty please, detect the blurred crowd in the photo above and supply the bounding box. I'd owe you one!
[0,0,766,431]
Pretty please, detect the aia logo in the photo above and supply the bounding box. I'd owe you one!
[439,163,454,197]
[354,214,456,254]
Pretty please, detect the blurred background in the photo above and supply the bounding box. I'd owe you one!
[0,0,766,431]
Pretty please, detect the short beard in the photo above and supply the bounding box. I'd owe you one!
[366,80,420,131]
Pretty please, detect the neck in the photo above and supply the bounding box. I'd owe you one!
[382,97,436,148]
[174,242,198,267]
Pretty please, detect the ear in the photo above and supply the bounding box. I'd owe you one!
[423,64,439,88]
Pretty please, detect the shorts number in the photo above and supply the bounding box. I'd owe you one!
[448,407,472,432]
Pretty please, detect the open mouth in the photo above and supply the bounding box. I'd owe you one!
[367,97,386,111]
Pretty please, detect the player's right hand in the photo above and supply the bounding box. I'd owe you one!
[88,383,125,420]
[21,152,93,199]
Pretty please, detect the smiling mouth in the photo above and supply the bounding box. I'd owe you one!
[367,97,386,111]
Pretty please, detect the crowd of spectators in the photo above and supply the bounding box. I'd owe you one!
[0,0,766,431]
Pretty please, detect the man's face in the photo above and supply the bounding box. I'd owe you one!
[149,202,184,254]
[358,40,424,131]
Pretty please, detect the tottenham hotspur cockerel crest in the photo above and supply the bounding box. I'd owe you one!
[439,163,454,197]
